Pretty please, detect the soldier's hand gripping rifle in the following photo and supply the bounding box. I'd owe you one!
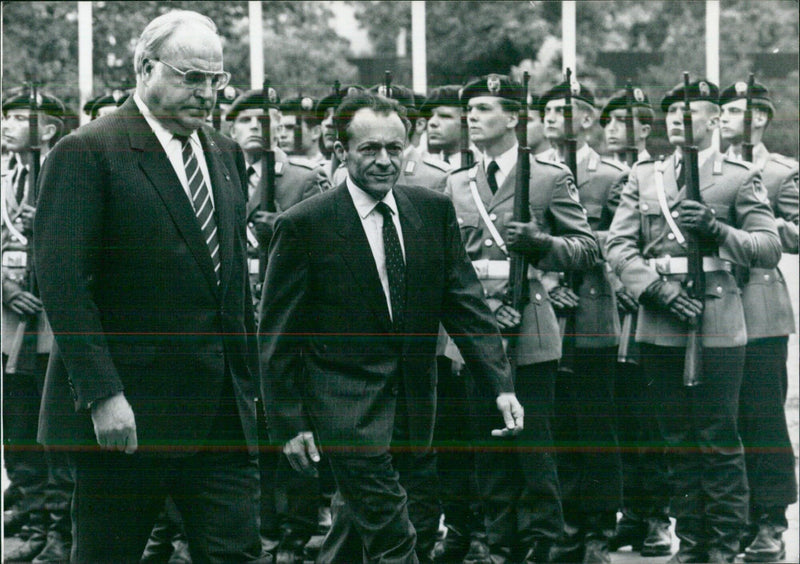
[504,73,532,373]
[6,82,42,375]
[617,82,640,364]
[257,78,277,283]
[742,73,755,163]
[556,68,579,374]
[681,72,704,387]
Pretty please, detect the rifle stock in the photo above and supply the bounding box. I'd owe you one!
[681,72,704,387]
[617,82,640,364]
[742,73,755,163]
[6,81,42,375]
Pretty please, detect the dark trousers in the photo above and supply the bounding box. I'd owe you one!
[68,448,264,563]
[555,347,622,535]
[738,336,797,529]
[641,344,749,555]
[615,360,670,519]
[318,394,440,564]
[472,361,564,558]
[434,356,483,539]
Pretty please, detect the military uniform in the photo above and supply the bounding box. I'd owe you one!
[443,144,598,559]
[399,144,450,191]
[726,142,798,552]
[606,121,782,562]
[540,143,628,552]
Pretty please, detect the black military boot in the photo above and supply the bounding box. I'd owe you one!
[4,512,47,562]
[549,524,584,563]
[141,510,178,563]
[641,515,672,556]
[433,524,471,563]
[462,532,493,564]
[30,530,70,563]
[608,509,645,551]
[744,512,787,563]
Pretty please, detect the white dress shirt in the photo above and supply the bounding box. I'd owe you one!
[481,142,519,188]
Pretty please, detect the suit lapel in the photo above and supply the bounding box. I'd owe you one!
[332,184,393,331]
[124,100,219,295]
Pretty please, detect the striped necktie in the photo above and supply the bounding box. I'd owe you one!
[176,134,220,283]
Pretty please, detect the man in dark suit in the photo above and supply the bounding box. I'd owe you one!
[258,92,524,564]
[33,10,265,563]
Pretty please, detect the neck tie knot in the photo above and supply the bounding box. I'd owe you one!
[486,160,500,194]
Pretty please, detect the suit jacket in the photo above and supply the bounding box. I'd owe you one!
[258,182,513,451]
[443,156,597,365]
[606,150,782,348]
[34,97,259,454]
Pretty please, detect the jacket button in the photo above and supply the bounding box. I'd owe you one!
[589,288,596,295]
[489,213,497,221]
[716,286,723,294]
[671,210,679,218]
[484,239,493,247]
[457,217,464,224]
[667,233,675,240]
[641,203,649,211]
[535,293,542,301]
[763,274,770,281]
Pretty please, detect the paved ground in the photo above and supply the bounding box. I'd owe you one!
[4,257,799,563]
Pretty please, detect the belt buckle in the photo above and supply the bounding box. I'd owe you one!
[655,256,671,275]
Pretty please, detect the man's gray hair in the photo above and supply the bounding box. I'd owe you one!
[133,10,218,74]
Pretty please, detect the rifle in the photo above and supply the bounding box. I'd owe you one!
[460,86,474,169]
[617,81,640,364]
[681,72,704,387]
[257,77,277,283]
[6,82,42,376]
[557,68,579,374]
[742,73,755,163]
[292,92,303,156]
[384,70,393,98]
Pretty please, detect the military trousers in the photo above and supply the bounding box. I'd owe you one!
[641,343,749,556]
[738,336,797,528]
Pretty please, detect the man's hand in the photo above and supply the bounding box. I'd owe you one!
[252,210,279,246]
[494,304,521,331]
[283,431,320,477]
[548,285,579,311]
[639,279,703,323]
[615,287,639,315]
[7,291,43,316]
[506,219,552,252]
[18,203,35,233]
[675,200,722,239]
[492,393,524,437]
[91,392,137,454]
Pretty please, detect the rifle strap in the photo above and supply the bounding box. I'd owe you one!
[654,158,686,246]
[468,166,508,256]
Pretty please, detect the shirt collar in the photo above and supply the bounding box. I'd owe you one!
[482,141,518,177]
[346,175,399,220]
[133,92,201,150]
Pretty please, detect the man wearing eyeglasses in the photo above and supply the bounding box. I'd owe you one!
[33,11,267,563]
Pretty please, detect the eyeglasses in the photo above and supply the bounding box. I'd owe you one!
[155,59,231,91]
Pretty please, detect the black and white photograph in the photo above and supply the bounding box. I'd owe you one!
[2,2,797,563]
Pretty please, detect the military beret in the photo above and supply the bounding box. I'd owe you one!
[418,85,463,117]
[316,84,364,119]
[599,87,651,127]
[369,83,417,116]
[225,87,281,121]
[83,89,130,118]
[719,80,774,116]
[216,85,241,109]
[660,78,719,113]
[3,90,66,120]
[460,74,524,105]
[539,79,595,110]
[280,96,318,117]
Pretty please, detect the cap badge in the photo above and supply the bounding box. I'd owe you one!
[487,75,501,95]
[267,87,278,104]
[569,80,581,97]
[698,81,710,97]
[223,86,237,101]
[378,85,389,97]
[301,97,314,110]
[36,93,44,106]
[112,89,124,102]
[346,86,360,97]
[735,82,747,96]
[634,88,645,103]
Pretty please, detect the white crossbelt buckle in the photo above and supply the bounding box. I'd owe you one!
[471,259,510,280]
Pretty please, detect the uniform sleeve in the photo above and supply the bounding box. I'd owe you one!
[536,169,599,272]
[775,167,799,253]
[258,213,313,443]
[605,167,661,299]
[715,168,782,269]
[439,199,514,395]
[33,133,125,410]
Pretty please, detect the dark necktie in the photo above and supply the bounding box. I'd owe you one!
[14,166,28,204]
[176,134,221,283]
[486,160,499,194]
[247,165,258,200]
[375,202,406,331]
[676,157,685,189]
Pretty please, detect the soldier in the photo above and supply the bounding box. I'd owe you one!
[606,78,782,564]
[600,88,673,557]
[419,85,463,168]
[279,96,326,165]
[719,80,798,563]
[2,91,72,562]
[441,74,598,563]
[317,84,364,180]
[81,88,130,121]
[227,87,329,562]
[539,79,627,564]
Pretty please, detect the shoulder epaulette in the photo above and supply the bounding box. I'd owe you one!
[722,156,753,170]
[422,154,451,172]
[287,156,317,170]
[600,157,627,172]
[534,155,570,173]
[768,153,798,170]
[449,159,479,175]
